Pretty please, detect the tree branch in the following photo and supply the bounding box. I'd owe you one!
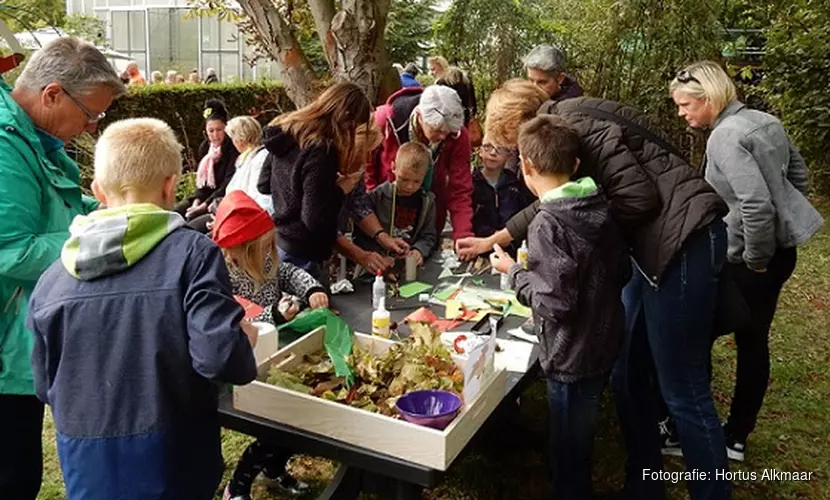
[308,0,336,66]
[236,0,319,106]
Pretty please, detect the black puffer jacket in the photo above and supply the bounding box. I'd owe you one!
[506,97,726,283]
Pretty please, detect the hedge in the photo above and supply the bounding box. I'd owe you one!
[101,82,294,170]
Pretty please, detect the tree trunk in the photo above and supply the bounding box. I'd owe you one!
[236,0,320,106]
[330,0,392,103]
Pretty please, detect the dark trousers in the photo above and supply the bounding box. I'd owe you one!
[546,375,604,500]
[724,247,797,441]
[227,440,291,496]
[0,395,44,500]
[611,221,731,500]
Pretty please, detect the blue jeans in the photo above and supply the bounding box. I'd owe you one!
[610,220,731,500]
[547,375,605,500]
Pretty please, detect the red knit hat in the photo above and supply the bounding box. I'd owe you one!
[212,191,275,249]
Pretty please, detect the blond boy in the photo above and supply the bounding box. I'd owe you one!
[27,118,257,500]
[357,142,438,265]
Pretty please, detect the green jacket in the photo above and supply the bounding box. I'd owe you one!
[0,79,98,395]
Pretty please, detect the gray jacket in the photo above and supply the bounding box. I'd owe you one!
[354,182,438,258]
[706,101,824,269]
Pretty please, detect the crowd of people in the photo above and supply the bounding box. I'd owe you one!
[0,36,823,500]
[120,63,220,87]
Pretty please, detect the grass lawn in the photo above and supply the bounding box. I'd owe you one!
[38,201,830,500]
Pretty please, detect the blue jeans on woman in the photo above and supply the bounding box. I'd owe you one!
[610,220,731,500]
[547,375,605,500]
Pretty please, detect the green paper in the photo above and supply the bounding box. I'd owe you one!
[398,281,433,298]
[433,285,458,302]
[277,308,355,387]
[508,298,532,318]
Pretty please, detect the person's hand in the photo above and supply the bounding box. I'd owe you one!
[358,250,394,275]
[490,243,515,274]
[456,236,491,261]
[240,320,258,347]
[277,296,301,321]
[186,202,206,219]
[377,232,409,255]
[309,292,329,309]
[191,198,202,208]
[408,249,424,267]
[337,169,363,194]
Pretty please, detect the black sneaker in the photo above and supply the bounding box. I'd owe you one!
[658,417,682,457]
[725,436,746,462]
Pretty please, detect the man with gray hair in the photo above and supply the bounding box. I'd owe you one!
[523,44,584,101]
[367,84,474,242]
[0,36,125,499]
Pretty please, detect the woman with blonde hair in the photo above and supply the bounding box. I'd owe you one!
[428,55,449,79]
[671,61,823,462]
[257,82,372,284]
[150,70,163,84]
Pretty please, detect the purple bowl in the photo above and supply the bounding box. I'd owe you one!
[395,390,462,430]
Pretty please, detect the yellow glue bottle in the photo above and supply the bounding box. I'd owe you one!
[517,240,529,270]
[372,296,391,338]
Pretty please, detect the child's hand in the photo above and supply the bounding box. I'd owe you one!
[309,292,329,309]
[407,249,424,267]
[456,236,489,261]
[377,233,409,255]
[277,296,300,321]
[490,243,516,274]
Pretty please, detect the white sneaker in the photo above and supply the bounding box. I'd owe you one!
[223,484,251,500]
[726,438,746,462]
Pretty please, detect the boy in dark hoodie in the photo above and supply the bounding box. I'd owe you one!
[27,118,258,500]
[356,142,437,266]
[472,132,536,249]
[490,115,628,500]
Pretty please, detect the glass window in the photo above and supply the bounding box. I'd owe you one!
[173,9,199,74]
[83,0,94,13]
[148,8,171,73]
[221,52,239,82]
[94,0,106,7]
[111,11,130,51]
[71,0,83,14]
[201,16,219,51]
[130,11,146,49]
[220,20,238,51]
[201,52,220,77]
[109,0,131,6]
[242,57,253,81]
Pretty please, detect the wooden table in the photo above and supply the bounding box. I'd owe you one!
[218,255,538,499]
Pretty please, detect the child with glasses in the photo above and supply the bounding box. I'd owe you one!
[472,134,536,251]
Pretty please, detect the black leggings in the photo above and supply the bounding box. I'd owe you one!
[724,247,796,441]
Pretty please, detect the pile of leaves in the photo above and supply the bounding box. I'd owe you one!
[266,323,464,418]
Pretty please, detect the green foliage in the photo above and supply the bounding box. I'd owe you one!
[387,0,439,65]
[63,14,109,48]
[759,0,830,194]
[0,0,65,32]
[102,82,292,170]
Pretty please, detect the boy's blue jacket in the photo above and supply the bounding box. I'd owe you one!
[27,204,257,500]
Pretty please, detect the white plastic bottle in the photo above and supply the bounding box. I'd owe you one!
[372,271,386,309]
[517,240,529,270]
[372,296,391,338]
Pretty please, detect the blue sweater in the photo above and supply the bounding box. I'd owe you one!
[28,225,257,500]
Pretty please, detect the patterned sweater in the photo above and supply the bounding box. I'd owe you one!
[228,253,326,325]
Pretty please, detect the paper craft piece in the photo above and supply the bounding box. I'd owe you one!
[495,338,540,373]
[438,267,454,280]
[398,281,433,298]
[462,332,497,403]
[445,299,463,319]
[508,299,532,318]
[472,279,485,286]
[403,307,438,324]
[235,295,264,319]
[508,327,539,344]
[433,285,458,302]
[433,319,463,333]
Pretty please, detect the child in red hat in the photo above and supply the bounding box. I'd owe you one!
[212,191,329,498]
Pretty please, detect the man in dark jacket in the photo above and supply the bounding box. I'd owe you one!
[522,44,584,102]
[458,81,732,500]
[491,115,629,500]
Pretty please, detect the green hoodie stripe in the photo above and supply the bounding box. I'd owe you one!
[61,204,185,281]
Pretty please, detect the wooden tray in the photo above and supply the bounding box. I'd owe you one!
[233,327,506,470]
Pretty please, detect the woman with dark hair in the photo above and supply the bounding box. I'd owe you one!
[175,99,239,222]
[258,82,373,284]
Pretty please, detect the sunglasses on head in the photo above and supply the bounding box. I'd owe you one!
[676,69,701,85]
